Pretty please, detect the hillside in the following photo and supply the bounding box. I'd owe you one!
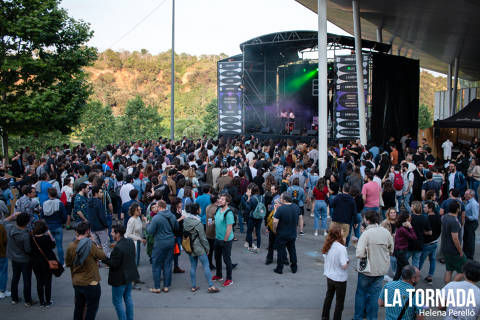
[86,50,445,122]
[85,49,228,129]
[419,70,446,110]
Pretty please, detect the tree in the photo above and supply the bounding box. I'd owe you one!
[418,104,433,129]
[0,0,97,162]
[75,101,118,147]
[119,96,165,141]
[202,98,218,137]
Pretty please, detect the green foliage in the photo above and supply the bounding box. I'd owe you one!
[76,101,118,147]
[118,96,165,141]
[202,98,218,137]
[9,131,70,156]
[0,0,97,160]
[418,104,433,129]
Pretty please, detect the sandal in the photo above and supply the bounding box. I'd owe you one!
[162,287,169,293]
[208,287,220,293]
[149,288,161,294]
[191,287,200,292]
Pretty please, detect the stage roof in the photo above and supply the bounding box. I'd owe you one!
[239,30,390,64]
[295,0,480,80]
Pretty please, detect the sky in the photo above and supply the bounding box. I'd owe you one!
[61,0,350,56]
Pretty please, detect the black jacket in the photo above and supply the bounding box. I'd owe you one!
[87,198,108,232]
[331,193,357,225]
[105,237,139,286]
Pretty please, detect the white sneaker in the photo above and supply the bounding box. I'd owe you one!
[310,213,314,217]
[252,244,257,250]
[0,292,5,299]
[244,242,249,248]
[323,231,328,236]
[314,231,318,236]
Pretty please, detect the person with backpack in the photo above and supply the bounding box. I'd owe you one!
[242,183,265,253]
[183,203,220,293]
[287,177,305,235]
[42,188,67,266]
[212,194,235,287]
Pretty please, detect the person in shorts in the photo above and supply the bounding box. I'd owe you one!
[441,201,467,283]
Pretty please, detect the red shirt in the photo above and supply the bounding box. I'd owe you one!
[313,186,329,200]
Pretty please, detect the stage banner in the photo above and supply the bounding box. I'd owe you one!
[217,61,243,134]
[334,55,368,140]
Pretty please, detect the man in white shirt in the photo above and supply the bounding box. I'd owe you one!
[120,175,135,205]
[442,139,453,160]
[441,260,480,320]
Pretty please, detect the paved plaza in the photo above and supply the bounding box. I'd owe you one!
[0,214,477,320]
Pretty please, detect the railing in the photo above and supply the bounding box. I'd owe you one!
[434,87,480,120]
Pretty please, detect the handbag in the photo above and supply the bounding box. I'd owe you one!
[32,235,64,277]
[356,247,371,273]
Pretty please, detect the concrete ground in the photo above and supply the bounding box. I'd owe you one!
[0,212,478,320]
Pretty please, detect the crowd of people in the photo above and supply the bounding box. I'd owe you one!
[0,133,479,319]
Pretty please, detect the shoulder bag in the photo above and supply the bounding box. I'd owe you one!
[32,235,64,277]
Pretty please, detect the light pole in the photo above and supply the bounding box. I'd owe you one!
[170,0,175,140]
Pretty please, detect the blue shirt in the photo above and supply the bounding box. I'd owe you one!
[465,198,479,221]
[195,194,211,224]
[379,280,420,320]
[214,207,235,241]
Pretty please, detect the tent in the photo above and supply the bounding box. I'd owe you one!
[434,99,480,128]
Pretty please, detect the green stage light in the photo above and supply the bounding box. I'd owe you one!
[303,68,306,72]
[347,66,352,70]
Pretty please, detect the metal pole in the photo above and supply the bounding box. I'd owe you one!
[376,27,382,43]
[242,49,246,135]
[170,0,175,140]
[452,56,459,115]
[447,62,452,117]
[318,0,328,176]
[352,0,367,145]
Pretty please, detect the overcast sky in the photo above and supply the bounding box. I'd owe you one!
[61,0,350,56]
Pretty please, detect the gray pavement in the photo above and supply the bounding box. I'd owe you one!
[0,213,478,320]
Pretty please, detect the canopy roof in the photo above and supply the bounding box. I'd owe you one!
[295,0,480,80]
[434,99,480,128]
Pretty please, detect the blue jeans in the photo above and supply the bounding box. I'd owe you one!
[346,213,362,247]
[403,192,412,213]
[50,227,64,265]
[0,257,7,292]
[246,217,262,248]
[107,212,113,242]
[328,195,336,218]
[419,242,437,277]
[112,283,133,320]
[363,206,379,214]
[354,273,383,320]
[135,240,141,266]
[188,254,213,288]
[390,256,397,276]
[314,200,328,231]
[152,238,174,289]
[407,250,422,268]
[473,180,480,201]
[396,195,404,211]
[237,211,244,233]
